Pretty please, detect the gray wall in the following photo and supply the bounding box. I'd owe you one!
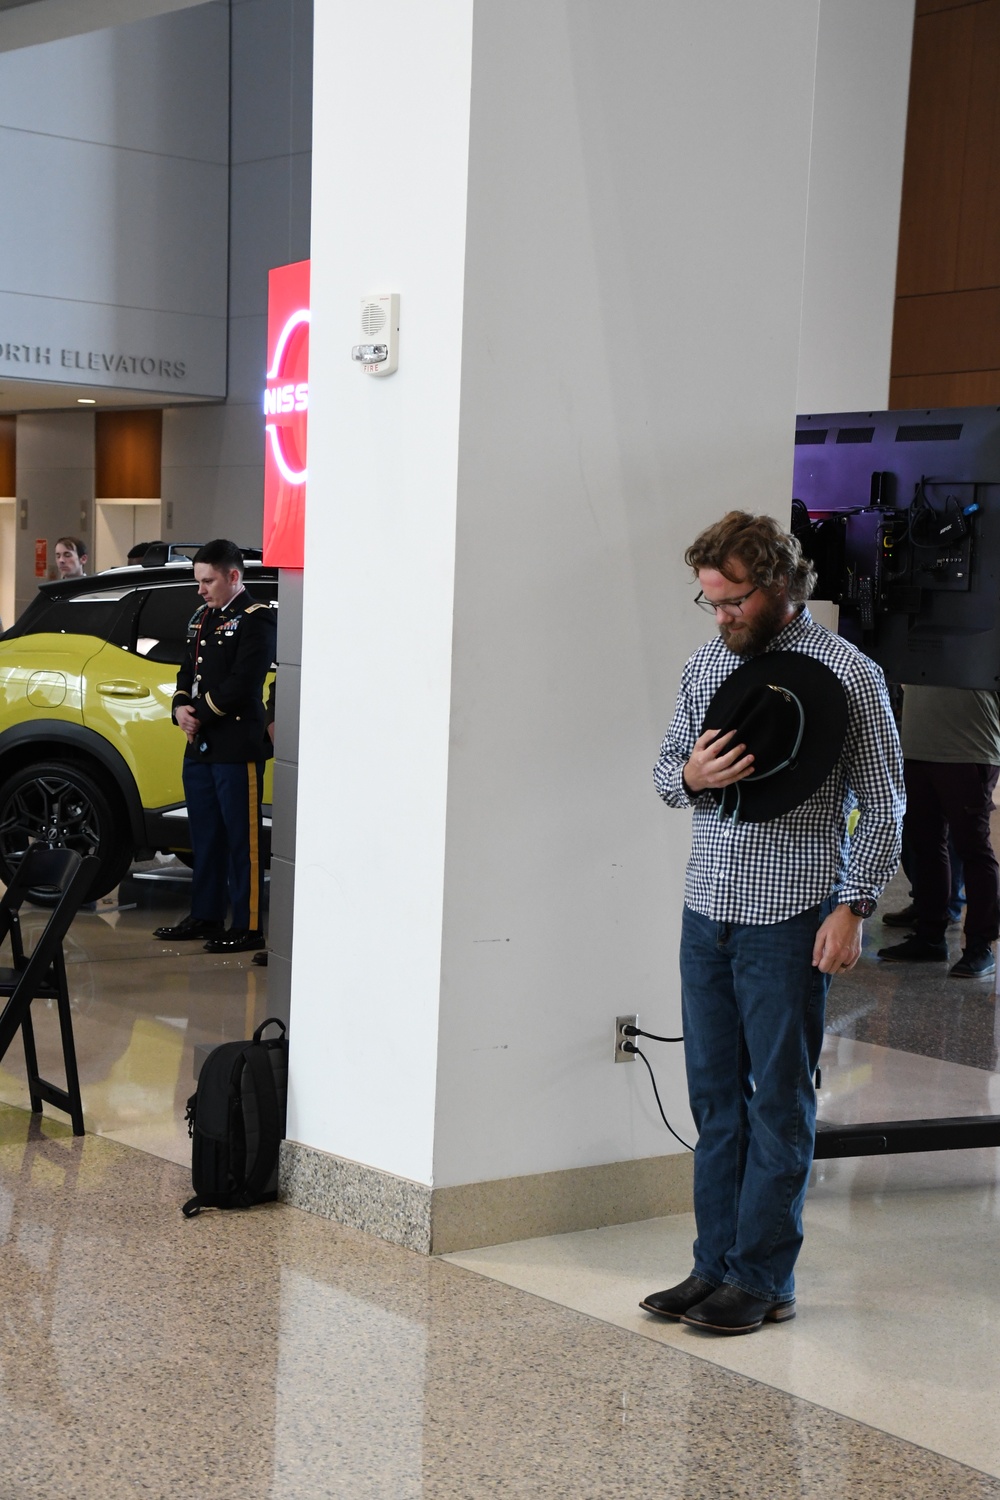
[15,413,94,619]
[0,3,229,399]
[161,0,312,546]
[162,0,312,1019]
[0,0,210,55]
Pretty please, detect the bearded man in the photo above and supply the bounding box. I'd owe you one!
[640,511,903,1334]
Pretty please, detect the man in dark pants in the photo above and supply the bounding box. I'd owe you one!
[878,686,1000,978]
[153,539,276,953]
[251,679,276,970]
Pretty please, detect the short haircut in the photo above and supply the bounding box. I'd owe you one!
[193,538,244,574]
[685,511,816,604]
[127,541,153,560]
[55,535,87,557]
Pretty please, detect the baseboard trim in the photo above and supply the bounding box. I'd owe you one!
[279,1141,694,1255]
[279,1140,433,1253]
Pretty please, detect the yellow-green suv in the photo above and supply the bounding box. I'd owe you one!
[0,555,278,899]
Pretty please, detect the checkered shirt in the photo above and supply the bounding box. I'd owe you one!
[654,607,905,926]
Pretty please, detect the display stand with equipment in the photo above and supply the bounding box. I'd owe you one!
[795,404,1000,1159]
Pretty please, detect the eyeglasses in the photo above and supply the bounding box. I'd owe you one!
[693,586,758,616]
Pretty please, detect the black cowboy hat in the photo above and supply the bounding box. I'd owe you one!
[701,650,848,824]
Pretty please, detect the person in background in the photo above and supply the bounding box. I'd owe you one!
[54,536,87,578]
[877,686,1000,978]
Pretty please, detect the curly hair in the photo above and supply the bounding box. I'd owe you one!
[684,511,816,604]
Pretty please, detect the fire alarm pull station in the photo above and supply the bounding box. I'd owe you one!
[351,292,399,376]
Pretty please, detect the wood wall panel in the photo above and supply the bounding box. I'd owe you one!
[956,0,1000,287]
[0,416,13,495]
[95,409,162,499]
[890,369,1000,406]
[890,0,1000,406]
[917,0,980,14]
[894,6,975,297]
[892,287,1000,372]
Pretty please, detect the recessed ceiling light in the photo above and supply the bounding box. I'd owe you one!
[77,397,96,404]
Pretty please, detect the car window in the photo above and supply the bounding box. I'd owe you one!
[133,584,203,666]
[4,590,137,646]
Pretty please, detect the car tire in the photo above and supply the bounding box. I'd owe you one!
[0,759,134,906]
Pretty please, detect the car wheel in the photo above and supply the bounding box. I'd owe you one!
[0,760,134,905]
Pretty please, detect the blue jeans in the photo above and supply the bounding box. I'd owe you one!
[679,902,831,1302]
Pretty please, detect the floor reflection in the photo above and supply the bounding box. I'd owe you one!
[1,1129,992,1500]
[0,862,270,1164]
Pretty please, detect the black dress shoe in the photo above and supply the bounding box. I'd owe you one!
[882,904,961,932]
[639,1275,716,1320]
[681,1283,795,1334]
[203,928,266,953]
[153,915,225,941]
[876,935,948,963]
[881,903,917,928]
[251,950,269,967]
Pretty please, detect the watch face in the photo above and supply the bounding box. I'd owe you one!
[850,898,877,918]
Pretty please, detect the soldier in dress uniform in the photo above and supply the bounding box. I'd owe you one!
[153,539,277,953]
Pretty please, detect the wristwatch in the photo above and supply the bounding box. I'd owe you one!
[847,897,877,919]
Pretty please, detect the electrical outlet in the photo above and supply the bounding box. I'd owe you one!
[614,1013,638,1063]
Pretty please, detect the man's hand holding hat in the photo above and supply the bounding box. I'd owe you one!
[682,729,755,796]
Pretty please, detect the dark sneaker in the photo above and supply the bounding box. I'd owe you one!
[949,946,996,980]
[203,928,266,953]
[639,1275,716,1320]
[153,915,225,941]
[877,935,948,963]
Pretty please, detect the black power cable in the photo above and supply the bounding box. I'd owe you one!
[621,1020,693,1150]
[623,1042,694,1151]
[623,1023,683,1044]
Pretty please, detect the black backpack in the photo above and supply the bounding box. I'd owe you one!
[182,1017,288,1217]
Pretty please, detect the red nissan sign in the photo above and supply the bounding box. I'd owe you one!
[263,258,310,567]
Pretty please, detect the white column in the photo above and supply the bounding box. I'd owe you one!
[289,0,474,1187]
[288,0,907,1249]
[797,0,915,414]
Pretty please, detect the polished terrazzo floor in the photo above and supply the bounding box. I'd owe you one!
[3,1111,1000,1500]
[2,859,1000,1494]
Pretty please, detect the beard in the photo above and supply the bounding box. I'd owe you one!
[719,592,792,657]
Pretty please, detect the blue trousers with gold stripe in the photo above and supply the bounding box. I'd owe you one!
[182,759,264,932]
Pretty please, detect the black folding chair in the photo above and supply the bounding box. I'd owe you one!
[0,847,99,1136]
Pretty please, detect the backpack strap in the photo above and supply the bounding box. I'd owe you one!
[182,1196,203,1218]
[253,1016,286,1044]
[240,1041,283,1202]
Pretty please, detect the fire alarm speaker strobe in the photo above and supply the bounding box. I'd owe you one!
[352,292,399,376]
